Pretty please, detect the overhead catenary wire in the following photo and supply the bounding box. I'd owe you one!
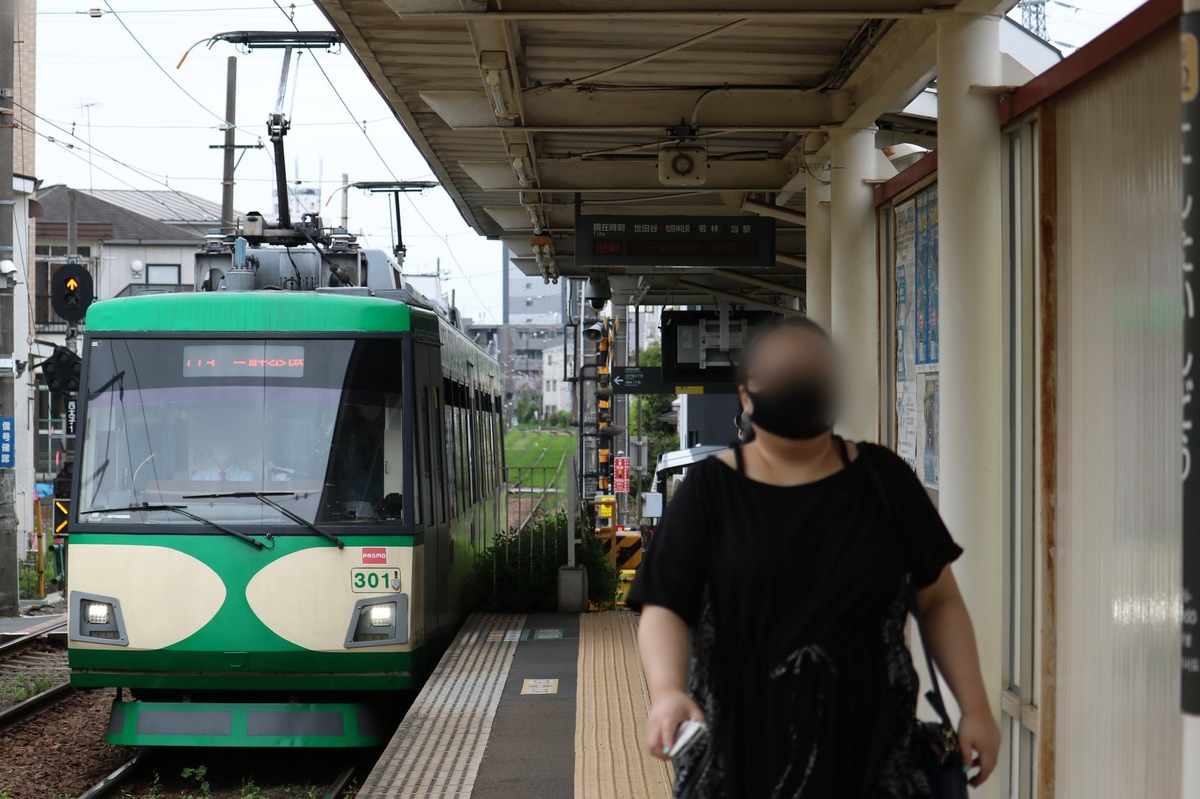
[99,0,258,138]
[26,123,221,224]
[15,98,221,221]
[268,0,498,323]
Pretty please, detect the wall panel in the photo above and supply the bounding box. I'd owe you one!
[1053,28,1181,799]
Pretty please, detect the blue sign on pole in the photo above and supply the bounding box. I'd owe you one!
[0,416,14,468]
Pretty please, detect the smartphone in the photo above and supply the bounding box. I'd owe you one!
[668,719,709,759]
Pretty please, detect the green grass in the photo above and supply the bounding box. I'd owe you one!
[504,428,575,469]
[1,674,57,704]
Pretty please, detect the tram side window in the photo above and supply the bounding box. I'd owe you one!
[487,396,498,492]
[494,404,501,485]
[435,387,447,520]
[468,392,479,502]
[453,385,469,513]
[481,397,492,494]
[443,380,458,517]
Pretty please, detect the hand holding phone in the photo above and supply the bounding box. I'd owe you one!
[668,719,709,759]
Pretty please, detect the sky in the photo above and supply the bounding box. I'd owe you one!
[32,0,1146,324]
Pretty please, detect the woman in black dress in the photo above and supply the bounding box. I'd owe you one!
[628,317,1000,798]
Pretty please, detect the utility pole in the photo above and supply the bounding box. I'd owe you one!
[0,4,18,617]
[67,190,77,263]
[221,56,237,233]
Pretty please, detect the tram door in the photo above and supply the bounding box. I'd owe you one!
[411,340,451,635]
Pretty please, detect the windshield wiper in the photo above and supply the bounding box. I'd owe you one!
[183,491,345,550]
[79,503,268,550]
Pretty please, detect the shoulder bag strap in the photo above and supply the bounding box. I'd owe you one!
[857,443,955,729]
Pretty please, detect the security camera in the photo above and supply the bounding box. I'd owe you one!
[0,260,16,275]
[584,274,611,311]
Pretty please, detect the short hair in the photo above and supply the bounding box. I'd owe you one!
[734,316,832,386]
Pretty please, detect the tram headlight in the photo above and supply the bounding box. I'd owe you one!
[70,592,128,646]
[85,602,111,625]
[345,595,408,649]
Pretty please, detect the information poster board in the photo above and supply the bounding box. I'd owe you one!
[894,184,939,489]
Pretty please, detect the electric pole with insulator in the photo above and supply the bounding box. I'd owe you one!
[1018,0,1048,42]
[0,5,18,616]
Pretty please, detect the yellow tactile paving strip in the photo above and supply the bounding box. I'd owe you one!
[575,612,674,799]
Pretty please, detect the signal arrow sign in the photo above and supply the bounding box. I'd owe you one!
[65,277,79,291]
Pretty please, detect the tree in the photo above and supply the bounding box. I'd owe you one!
[510,374,542,426]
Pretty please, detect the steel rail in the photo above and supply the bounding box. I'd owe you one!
[324,763,358,799]
[75,753,150,799]
[0,681,75,731]
[0,620,68,658]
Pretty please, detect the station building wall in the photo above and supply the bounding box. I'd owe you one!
[876,6,1182,797]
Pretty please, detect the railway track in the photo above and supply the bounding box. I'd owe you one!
[74,755,359,799]
[514,447,571,534]
[74,752,149,799]
[0,621,73,733]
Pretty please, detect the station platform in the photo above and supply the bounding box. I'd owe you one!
[359,611,673,799]
[0,610,66,637]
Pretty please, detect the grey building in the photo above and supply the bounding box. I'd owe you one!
[476,246,569,422]
[502,244,566,326]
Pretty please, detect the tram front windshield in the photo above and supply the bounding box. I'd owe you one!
[76,337,405,528]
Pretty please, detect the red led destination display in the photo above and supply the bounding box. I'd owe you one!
[183,345,305,378]
[577,215,775,268]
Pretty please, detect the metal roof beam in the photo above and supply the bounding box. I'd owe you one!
[839,18,939,131]
[421,88,834,132]
[485,203,750,231]
[677,279,804,315]
[462,160,797,192]
[314,0,484,231]
[386,0,934,20]
[711,268,806,297]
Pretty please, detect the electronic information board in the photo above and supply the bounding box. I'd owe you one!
[575,215,776,268]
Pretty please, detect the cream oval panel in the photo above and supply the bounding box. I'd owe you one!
[70,544,226,650]
[246,545,416,653]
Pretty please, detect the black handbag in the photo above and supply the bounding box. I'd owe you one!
[908,582,970,799]
[858,443,970,799]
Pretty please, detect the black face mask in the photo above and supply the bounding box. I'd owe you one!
[747,379,836,441]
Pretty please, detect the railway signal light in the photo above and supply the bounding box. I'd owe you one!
[43,346,82,394]
[50,263,94,324]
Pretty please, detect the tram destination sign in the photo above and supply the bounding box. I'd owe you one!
[576,215,775,268]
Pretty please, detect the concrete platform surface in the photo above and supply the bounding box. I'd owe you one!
[360,611,672,799]
[0,613,66,636]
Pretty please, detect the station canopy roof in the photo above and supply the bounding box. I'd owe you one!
[315,0,1044,309]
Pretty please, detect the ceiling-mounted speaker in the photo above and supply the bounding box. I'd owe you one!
[658,145,708,186]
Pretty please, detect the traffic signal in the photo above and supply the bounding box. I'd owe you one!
[50,263,94,324]
[43,346,82,394]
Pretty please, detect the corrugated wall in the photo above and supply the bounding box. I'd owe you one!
[1053,27,1182,799]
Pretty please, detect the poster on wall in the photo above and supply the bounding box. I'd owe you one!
[894,199,918,469]
[920,373,939,489]
[894,183,939,489]
[915,185,940,370]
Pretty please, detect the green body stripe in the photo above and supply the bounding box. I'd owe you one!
[105,700,393,748]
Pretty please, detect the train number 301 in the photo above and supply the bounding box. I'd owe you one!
[351,568,400,592]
